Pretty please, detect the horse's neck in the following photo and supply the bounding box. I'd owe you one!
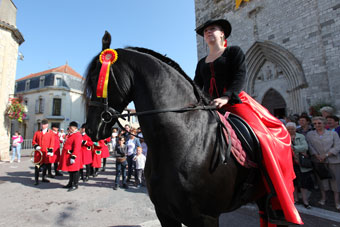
[133,64,197,112]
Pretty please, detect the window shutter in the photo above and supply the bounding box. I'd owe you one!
[41,98,45,113]
[35,99,39,114]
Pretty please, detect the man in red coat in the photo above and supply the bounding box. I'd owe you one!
[51,123,63,176]
[32,119,55,185]
[91,141,102,177]
[80,124,93,182]
[101,138,111,172]
[58,121,82,192]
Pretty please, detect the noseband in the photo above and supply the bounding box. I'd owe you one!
[89,98,119,124]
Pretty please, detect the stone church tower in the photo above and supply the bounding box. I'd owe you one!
[195,0,340,117]
[0,0,24,161]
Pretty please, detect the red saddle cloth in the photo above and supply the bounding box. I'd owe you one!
[217,111,257,168]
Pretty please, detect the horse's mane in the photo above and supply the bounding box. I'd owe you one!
[126,47,189,78]
[83,47,211,106]
[126,47,210,104]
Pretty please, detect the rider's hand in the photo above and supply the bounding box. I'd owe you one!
[70,158,75,164]
[36,146,41,151]
[211,96,229,109]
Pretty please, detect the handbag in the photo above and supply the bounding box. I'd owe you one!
[313,162,332,179]
[298,153,313,168]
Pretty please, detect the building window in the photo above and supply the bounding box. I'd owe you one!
[39,77,45,88]
[56,77,62,86]
[25,80,30,90]
[36,97,44,114]
[52,98,62,116]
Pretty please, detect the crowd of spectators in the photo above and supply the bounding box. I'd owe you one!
[284,106,340,211]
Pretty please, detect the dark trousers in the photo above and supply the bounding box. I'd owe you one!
[115,161,127,185]
[127,154,136,180]
[54,163,61,173]
[34,164,47,182]
[47,163,52,175]
[102,158,107,169]
[68,171,79,187]
[80,164,91,179]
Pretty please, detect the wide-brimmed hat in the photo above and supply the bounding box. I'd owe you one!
[195,19,232,38]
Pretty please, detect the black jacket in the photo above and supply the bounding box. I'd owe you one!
[194,46,246,104]
[114,145,127,158]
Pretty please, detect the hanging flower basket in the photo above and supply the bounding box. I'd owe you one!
[5,96,27,123]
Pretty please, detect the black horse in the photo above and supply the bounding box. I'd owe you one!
[84,32,281,227]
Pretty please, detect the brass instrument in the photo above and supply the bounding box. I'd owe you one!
[30,150,43,168]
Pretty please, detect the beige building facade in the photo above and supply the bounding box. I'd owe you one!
[14,65,86,139]
[0,0,24,161]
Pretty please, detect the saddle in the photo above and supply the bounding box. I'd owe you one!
[227,113,261,163]
[216,112,259,168]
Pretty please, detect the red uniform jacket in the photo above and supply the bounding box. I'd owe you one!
[101,139,110,158]
[58,131,82,172]
[81,133,93,165]
[92,141,102,168]
[32,129,55,164]
[50,131,62,163]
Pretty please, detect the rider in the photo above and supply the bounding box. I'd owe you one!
[194,19,303,226]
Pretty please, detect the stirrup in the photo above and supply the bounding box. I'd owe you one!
[266,194,299,226]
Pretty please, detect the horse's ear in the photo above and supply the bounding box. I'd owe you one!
[102,30,111,50]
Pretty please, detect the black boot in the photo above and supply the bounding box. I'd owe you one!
[34,166,40,185]
[68,171,78,192]
[80,169,85,182]
[41,165,50,183]
[63,172,73,188]
[93,168,99,177]
[47,163,55,178]
[101,158,106,172]
[85,164,90,182]
[54,163,63,176]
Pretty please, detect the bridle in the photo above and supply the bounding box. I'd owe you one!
[89,97,218,138]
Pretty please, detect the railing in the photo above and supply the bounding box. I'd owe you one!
[21,139,33,150]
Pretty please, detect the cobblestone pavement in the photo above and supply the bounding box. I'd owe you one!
[1,154,339,227]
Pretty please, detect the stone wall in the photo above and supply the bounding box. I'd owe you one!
[0,28,19,161]
[0,0,24,161]
[195,0,340,115]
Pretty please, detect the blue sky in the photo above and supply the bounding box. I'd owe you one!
[14,0,198,80]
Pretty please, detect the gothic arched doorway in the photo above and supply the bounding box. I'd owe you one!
[245,41,308,115]
[262,89,287,118]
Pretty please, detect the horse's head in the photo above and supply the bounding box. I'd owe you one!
[83,31,131,141]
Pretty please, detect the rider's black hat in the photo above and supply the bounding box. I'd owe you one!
[195,19,232,38]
